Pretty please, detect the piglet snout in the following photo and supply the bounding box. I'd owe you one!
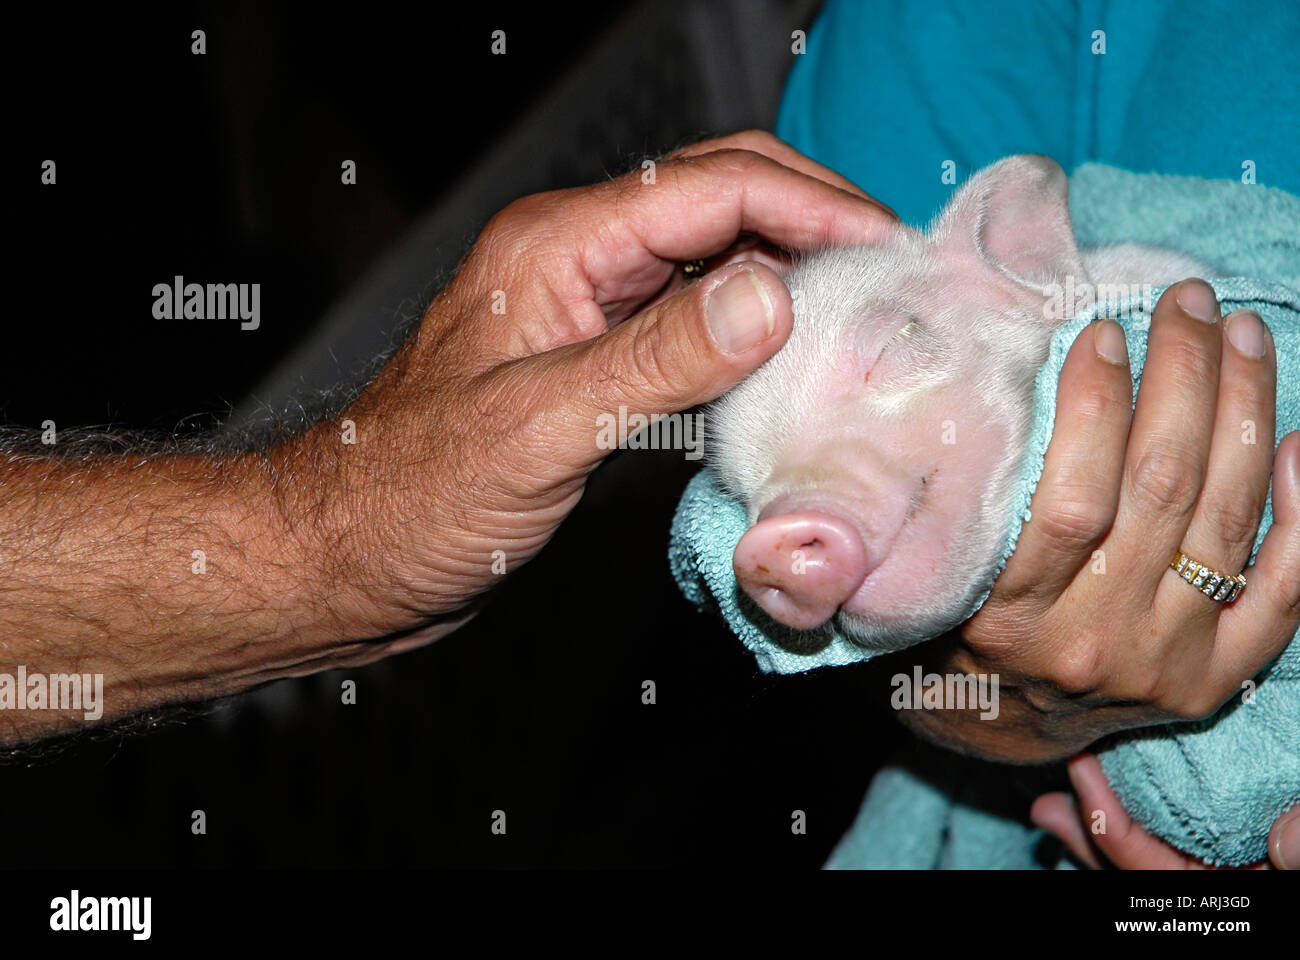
[733,510,873,630]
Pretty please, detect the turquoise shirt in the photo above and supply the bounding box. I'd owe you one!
[777,0,1300,226]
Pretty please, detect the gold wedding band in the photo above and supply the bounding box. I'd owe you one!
[1170,550,1246,603]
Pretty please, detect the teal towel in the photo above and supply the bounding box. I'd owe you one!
[823,742,1068,870]
[669,165,1300,866]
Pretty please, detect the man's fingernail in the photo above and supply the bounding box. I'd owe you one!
[707,269,773,356]
[1275,812,1300,870]
[1174,279,1220,324]
[1094,319,1128,365]
[1225,310,1267,359]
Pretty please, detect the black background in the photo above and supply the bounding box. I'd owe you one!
[0,0,950,869]
[10,2,628,430]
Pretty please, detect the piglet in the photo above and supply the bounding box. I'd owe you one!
[711,155,1210,648]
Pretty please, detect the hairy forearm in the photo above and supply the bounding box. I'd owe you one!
[0,297,532,747]
[0,426,379,744]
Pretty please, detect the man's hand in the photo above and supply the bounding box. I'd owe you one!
[0,131,897,744]
[317,131,897,643]
[1031,754,1298,869]
[898,281,1300,762]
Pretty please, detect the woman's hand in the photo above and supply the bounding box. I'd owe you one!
[1031,754,1298,869]
[899,281,1300,763]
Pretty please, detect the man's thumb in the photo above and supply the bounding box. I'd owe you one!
[537,262,792,468]
[577,259,790,412]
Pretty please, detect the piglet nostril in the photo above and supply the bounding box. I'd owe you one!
[733,511,875,630]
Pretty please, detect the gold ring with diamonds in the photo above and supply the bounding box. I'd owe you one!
[1170,550,1246,603]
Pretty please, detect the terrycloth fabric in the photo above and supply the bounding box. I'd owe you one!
[668,164,1300,865]
[823,743,1073,870]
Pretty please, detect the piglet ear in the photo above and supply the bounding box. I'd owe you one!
[933,155,1083,295]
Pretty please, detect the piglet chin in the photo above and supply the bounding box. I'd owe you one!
[835,512,982,651]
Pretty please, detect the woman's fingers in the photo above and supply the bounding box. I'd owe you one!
[1107,280,1223,600]
[1039,755,1271,869]
[1214,431,1300,683]
[988,319,1133,607]
[1063,755,1215,869]
[1029,792,1105,868]
[1157,309,1276,637]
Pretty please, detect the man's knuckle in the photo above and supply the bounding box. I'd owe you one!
[702,148,766,178]
[628,325,681,401]
[673,130,780,162]
[731,129,779,150]
[488,194,538,230]
[485,191,567,243]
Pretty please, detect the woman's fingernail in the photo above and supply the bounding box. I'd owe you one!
[707,268,773,356]
[1225,310,1267,359]
[1174,279,1220,324]
[1094,319,1129,365]
[1275,812,1300,870]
